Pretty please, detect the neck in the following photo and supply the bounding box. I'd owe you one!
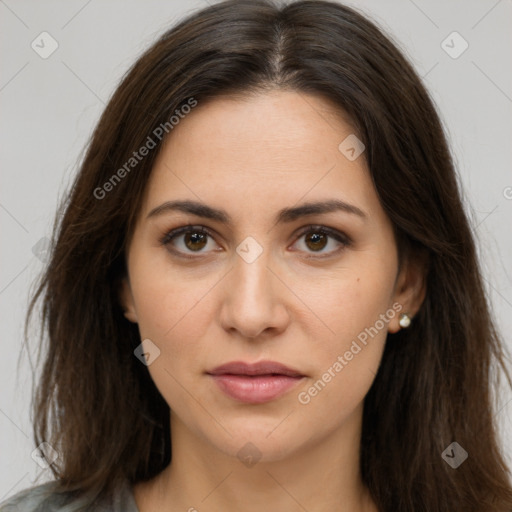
[134,403,377,512]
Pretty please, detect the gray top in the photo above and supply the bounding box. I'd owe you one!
[0,480,140,512]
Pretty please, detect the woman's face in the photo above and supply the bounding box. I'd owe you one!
[121,90,420,463]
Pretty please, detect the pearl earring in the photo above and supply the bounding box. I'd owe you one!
[399,313,411,328]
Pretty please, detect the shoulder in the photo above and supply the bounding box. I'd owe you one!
[0,481,62,511]
[0,480,139,512]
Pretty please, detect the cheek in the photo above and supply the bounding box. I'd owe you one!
[130,260,218,368]
[310,266,395,348]
[298,267,395,407]
[129,269,213,412]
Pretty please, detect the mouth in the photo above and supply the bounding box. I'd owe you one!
[207,360,304,377]
[206,360,306,404]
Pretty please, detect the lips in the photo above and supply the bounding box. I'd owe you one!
[206,360,305,404]
[207,360,304,378]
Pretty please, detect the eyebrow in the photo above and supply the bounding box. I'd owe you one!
[147,199,367,224]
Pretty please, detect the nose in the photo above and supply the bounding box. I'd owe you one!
[219,248,291,340]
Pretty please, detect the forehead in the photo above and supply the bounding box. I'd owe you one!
[141,91,381,223]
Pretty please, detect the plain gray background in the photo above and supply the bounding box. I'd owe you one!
[1,0,511,498]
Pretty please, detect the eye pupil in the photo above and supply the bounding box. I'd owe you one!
[185,232,208,251]
[305,232,327,251]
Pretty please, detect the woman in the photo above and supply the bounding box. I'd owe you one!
[2,0,511,511]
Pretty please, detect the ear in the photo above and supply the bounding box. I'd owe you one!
[118,276,138,323]
[388,251,428,334]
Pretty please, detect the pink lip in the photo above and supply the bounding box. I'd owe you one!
[206,360,305,404]
[207,360,304,377]
[209,374,304,403]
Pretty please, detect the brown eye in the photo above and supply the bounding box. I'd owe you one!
[293,226,351,258]
[183,231,208,251]
[160,226,218,257]
[304,232,328,252]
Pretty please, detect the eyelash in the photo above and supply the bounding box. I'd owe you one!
[159,224,352,260]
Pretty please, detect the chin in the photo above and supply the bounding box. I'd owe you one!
[207,426,305,465]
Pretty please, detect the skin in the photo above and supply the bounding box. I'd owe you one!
[121,90,425,512]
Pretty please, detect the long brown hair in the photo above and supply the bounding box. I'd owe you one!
[21,0,512,510]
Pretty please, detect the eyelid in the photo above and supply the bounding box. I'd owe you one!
[159,224,213,246]
[295,224,352,244]
[159,224,219,259]
[159,223,352,259]
[292,224,352,258]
